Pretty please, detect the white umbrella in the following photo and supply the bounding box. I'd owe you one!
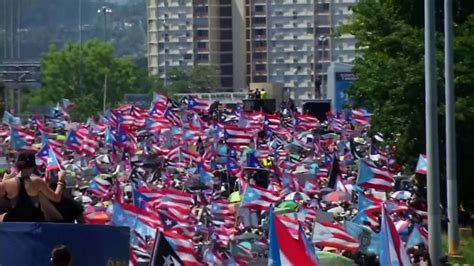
[74,195,92,204]
[391,191,412,200]
[284,192,311,202]
[327,206,344,214]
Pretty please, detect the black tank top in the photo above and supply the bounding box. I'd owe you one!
[3,176,45,222]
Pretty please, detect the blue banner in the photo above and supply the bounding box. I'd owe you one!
[0,223,130,266]
[334,72,357,111]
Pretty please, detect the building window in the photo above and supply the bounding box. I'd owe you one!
[197,42,207,49]
[318,3,330,12]
[252,17,266,24]
[184,54,192,60]
[255,64,266,71]
[254,76,267,82]
[196,54,209,61]
[255,5,265,13]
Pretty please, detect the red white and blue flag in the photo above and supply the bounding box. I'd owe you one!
[415,154,427,175]
[241,184,280,210]
[356,160,394,191]
[379,204,411,265]
[268,207,319,266]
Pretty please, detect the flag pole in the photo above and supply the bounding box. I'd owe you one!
[425,0,442,262]
[444,0,459,255]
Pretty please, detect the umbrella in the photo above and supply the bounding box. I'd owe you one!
[275,201,299,213]
[316,251,354,266]
[323,191,351,202]
[228,191,241,203]
[327,206,344,214]
[284,192,310,202]
[237,232,259,241]
[74,195,92,204]
[391,190,412,200]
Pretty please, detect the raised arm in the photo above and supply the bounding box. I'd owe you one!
[36,170,66,203]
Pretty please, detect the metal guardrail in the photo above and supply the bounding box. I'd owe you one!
[174,92,247,103]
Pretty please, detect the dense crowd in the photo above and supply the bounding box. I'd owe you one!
[0,93,462,265]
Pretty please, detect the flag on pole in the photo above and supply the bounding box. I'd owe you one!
[268,207,318,266]
[379,204,411,265]
[415,154,427,175]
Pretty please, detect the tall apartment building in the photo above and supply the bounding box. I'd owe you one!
[147,0,358,98]
[147,0,234,88]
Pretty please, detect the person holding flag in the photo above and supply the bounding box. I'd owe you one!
[0,152,66,222]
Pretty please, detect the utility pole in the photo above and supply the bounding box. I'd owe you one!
[79,0,83,92]
[17,0,20,59]
[444,0,459,255]
[162,19,168,87]
[103,74,108,113]
[9,0,14,59]
[3,0,7,60]
[425,0,442,263]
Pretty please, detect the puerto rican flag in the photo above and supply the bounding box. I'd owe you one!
[264,113,281,129]
[65,129,82,151]
[312,221,359,252]
[77,127,98,156]
[187,96,209,112]
[241,184,280,210]
[224,125,253,147]
[269,207,319,266]
[379,204,411,265]
[356,160,394,191]
[415,154,427,175]
[293,113,319,130]
[352,108,371,125]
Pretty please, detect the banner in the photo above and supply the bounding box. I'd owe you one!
[334,72,357,111]
[0,223,130,266]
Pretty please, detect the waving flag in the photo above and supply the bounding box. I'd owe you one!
[312,221,359,252]
[268,207,318,266]
[46,145,61,170]
[406,225,428,248]
[151,231,198,266]
[10,127,31,150]
[2,111,21,126]
[415,154,427,175]
[62,98,75,110]
[187,96,209,112]
[357,160,394,191]
[224,125,252,147]
[293,113,319,130]
[65,129,82,151]
[379,205,411,265]
[88,177,112,198]
[241,184,280,210]
[344,221,379,255]
[352,108,371,125]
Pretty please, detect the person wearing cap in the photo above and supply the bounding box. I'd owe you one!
[0,152,66,222]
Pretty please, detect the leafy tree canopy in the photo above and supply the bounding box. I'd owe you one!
[166,65,220,94]
[24,40,156,121]
[341,0,474,207]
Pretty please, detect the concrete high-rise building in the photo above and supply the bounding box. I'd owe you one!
[147,0,234,89]
[147,0,358,98]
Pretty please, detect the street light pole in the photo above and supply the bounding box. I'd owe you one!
[98,6,112,42]
[425,0,442,262]
[162,19,168,87]
[79,0,83,92]
[318,35,328,99]
[444,0,459,255]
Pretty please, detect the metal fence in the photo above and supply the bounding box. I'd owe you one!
[174,92,247,103]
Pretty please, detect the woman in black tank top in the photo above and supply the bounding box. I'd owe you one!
[0,152,66,222]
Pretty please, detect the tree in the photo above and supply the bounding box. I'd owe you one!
[166,65,220,94]
[24,40,156,121]
[341,0,474,208]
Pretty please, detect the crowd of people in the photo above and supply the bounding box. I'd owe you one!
[0,93,463,265]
